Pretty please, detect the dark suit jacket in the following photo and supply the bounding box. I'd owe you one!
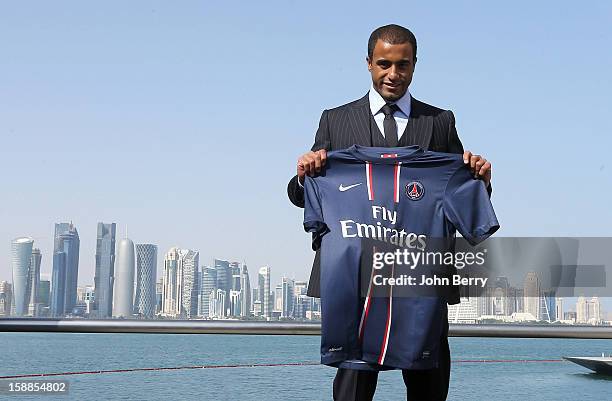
[288,93,471,303]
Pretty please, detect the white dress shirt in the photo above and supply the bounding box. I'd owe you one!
[368,84,411,140]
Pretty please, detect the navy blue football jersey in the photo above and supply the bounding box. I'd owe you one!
[303,145,499,370]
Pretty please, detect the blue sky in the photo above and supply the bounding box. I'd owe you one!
[1,1,611,310]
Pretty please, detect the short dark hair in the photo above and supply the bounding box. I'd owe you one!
[367,24,417,60]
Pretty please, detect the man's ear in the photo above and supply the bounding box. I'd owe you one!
[366,56,372,71]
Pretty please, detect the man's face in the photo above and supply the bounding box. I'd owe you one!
[367,40,416,102]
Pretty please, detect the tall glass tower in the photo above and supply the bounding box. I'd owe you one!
[240,264,251,317]
[178,249,199,319]
[94,222,116,318]
[11,237,34,317]
[161,248,199,318]
[523,271,540,321]
[27,248,42,316]
[214,259,231,295]
[281,277,295,318]
[50,252,66,316]
[258,266,271,319]
[51,223,80,316]
[0,281,13,316]
[38,280,51,309]
[161,248,179,317]
[199,266,217,318]
[135,244,158,318]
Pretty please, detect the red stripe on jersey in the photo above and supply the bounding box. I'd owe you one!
[366,162,374,200]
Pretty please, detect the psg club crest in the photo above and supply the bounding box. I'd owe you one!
[405,181,424,201]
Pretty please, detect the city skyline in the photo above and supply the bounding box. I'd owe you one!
[3,230,609,325]
[6,219,612,320]
[4,223,322,320]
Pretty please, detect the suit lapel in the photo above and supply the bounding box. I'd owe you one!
[400,97,433,148]
[348,94,372,146]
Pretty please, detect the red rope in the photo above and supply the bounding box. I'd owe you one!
[0,359,565,380]
[0,362,320,379]
[455,359,563,363]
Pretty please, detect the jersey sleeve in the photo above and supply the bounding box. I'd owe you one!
[303,175,330,251]
[443,165,500,246]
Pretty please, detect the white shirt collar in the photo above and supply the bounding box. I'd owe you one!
[368,84,411,117]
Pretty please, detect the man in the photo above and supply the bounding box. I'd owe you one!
[287,24,492,401]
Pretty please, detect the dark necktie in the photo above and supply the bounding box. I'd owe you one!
[381,103,401,147]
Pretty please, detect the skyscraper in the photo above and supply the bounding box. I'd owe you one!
[53,223,71,250]
[555,297,564,322]
[448,297,479,324]
[27,248,42,316]
[576,296,602,324]
[240,264,251,317]
[199,266,217,318]
[113,237,135,318]
[94,222,116,318]
[76,285,95,315]
[293,281,308,319]
[38,280,50,308]
[258,266,271,319]
[230,262,242,292]
[50,252,66,316]
[177,249,199,319]
[281,277,295,318]
[523,272,540,320]
[508,287,524,315]
[223,261,250,318]
[134,244,157,318]
[161,247,199,318]
[0,281,13,317]
[492,277,510,316]
[155,281,162,314]
[51,223,80,316]
[209,288,226,319]
[274,284,283,313]
[540,290,556,322]
[229,290,242,316]
[214,259,231,305]
[162,248,179,317]
[11,237,34,317]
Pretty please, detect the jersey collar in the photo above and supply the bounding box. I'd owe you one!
[347,145,424,163]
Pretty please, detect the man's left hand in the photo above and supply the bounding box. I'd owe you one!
[463,151,491,188]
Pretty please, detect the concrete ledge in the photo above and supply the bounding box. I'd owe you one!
[1,319,612,338]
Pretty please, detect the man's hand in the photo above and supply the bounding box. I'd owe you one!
[297,149,327,184]
[463,151,492,187]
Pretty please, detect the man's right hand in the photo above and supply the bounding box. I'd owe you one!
[297,149,327,184]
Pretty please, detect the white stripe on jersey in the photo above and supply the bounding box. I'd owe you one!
[378,262,394,365]
[394,162,402,203]
[358,246,378,341]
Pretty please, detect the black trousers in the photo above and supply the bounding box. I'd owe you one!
[332,326,451,401]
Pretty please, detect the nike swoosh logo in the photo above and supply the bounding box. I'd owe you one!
[339,183,363,192]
